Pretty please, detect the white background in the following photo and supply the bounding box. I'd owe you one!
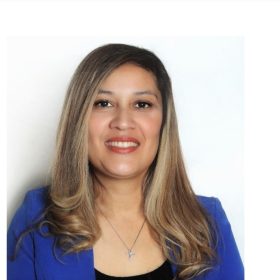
[7,37,244,261]
[1,1,280,279]
[7,37,244,256]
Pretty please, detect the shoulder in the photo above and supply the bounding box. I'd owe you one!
[8,186,49,234]
[7,186,50,264]
[23,186,49,212]
[196,195,234,242]
[195,195,234,255]
[196,195,244,279]
[196,195,228,226]
[21,185,49,219]
[196,195,218,211]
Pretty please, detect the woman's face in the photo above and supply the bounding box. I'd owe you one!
[88,63,163,181]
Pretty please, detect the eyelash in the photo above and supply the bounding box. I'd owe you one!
[93,100,153,109]
[94,100,112,108]
[135,101,152,109]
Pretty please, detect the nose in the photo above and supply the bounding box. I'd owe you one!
[109,108,136,131]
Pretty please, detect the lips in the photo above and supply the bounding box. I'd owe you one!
[105,137,140,154]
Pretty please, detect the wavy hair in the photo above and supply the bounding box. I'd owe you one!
[41,44,217,279]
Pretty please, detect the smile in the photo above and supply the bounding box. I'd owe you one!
[105,137,140,154]
[106,141,139,148]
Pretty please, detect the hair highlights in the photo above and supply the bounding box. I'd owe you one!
[43,44,217,279]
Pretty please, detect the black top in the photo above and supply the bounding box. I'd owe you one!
[94,259,174,280]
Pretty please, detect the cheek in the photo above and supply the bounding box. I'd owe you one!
[88,117,107,145]
[88,117,106,165]
[141,115,162,142]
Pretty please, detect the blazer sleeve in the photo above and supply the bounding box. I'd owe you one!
[213,197,244,279]
[7,191,37,280]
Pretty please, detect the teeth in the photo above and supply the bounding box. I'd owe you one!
[107,141,138,148]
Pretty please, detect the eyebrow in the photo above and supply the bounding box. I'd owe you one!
[98,89,159,99]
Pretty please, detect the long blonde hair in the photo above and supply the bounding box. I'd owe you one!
[44,44,217,279]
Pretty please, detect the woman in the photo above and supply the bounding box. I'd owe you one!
[8,43,244,279]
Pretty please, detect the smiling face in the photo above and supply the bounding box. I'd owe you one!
[88,63,163,182]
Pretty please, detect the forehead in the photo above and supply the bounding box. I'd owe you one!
[99,63,159,92]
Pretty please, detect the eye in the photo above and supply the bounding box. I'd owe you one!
[94,100,112,108]
[135,101,152,109]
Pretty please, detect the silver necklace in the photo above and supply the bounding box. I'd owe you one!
[100,211,146,260]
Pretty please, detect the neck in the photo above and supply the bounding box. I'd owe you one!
[95,175,145,219]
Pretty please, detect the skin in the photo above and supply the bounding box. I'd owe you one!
[89,63,166,276]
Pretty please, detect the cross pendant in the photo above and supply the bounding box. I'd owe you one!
[128,249,135,259]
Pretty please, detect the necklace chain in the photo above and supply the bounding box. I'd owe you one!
[99,210,146,259]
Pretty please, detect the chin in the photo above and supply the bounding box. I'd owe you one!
[105,166,147,180]
[109,170,141,179]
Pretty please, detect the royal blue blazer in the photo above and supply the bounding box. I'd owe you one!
[7,187,244,279]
